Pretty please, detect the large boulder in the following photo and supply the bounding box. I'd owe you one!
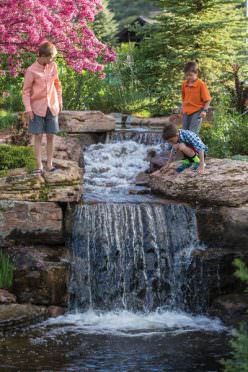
[150,158,248,207]
[197,205,248,250]
[0,201,63,246]
[59,110,115,133]
[0,159,83,202]
[6,246,70,306]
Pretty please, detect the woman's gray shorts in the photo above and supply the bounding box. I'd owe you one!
[28,108,59,134]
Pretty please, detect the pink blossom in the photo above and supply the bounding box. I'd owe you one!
[0,0,116,76]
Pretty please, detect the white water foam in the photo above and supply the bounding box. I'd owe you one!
[45,309,225,338]
[84,141,162,197]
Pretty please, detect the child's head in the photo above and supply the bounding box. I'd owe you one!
[38,42,57,65]
[162,123,179,144]
[184,61,199,82]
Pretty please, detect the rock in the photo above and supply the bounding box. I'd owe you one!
[48,306,66,318]
[197,206,248,250]
[135,172,150,186]
[6,246,69,306]
[0,159,83,202]
[185,247,248,313]
[0,201,63,246]
[210,294,248,325]
[59,111,115,133]
[0,289,16,304]
[0,304,48,334]
[150,158,248,207]
[40,135,83,164]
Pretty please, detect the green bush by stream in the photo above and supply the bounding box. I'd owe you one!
[0,144,36,177]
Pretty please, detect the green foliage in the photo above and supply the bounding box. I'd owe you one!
[234,259,248,285]
[134,0,247,111]
[94,0,118,43]
[200,92,248,158]
[0,250,14,289]
[58,44,154,115]
[0,144,36,175]
[109,0,156,25]
[223,259,248,372]
[0,110,18,131]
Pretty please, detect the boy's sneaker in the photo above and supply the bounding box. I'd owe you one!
[176,159,191,173]
[191,162,206,171]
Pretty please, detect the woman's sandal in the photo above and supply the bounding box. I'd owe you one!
[48,166,57,172]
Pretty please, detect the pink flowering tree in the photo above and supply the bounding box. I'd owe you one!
[0,0,116,76]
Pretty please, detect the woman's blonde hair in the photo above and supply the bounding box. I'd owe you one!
[38,42,57,57]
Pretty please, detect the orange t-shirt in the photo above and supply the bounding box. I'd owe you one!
[182,79,211,115]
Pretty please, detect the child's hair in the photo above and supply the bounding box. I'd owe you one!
[38,42,57,57]
[162,123,178,141]
[184,61,199,74]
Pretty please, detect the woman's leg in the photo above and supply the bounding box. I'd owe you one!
[34,134,43,170]
[46,133,54,170]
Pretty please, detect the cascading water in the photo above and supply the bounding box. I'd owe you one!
[69,203,201,312]
[1,129,228,372]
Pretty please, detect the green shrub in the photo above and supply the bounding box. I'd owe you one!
[0,250,14,289]
[0,144,36,174]
[223,259,248,371]
[200,93,248,158]
[0,110,18,132]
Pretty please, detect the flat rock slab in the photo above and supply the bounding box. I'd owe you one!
[59,110,115,133]
[150,158,248,207]
[0,159,82,202]
[0,304,48,333]
[0,201,63,246]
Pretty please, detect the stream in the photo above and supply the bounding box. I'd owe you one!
[0,130,231,371]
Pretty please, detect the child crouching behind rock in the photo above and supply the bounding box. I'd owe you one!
[162,123,208,174]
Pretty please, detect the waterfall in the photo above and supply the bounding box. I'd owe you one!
[106,130,164,146]
[69,203,202,313]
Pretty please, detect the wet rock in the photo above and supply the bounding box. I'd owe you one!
[59,111,115,133]
[196,206,248,250]
[6,246,70,307]
[150,158,248,207]
[135,172,150,186]
[0,304,48,334]
[209,294,248,325]
[0,290,16,304]
[0,201,63,247]
[48,306,66,318]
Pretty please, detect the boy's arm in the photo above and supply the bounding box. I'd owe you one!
[181,82,185,114]
[54,64,63,110]
[22,69,34,114]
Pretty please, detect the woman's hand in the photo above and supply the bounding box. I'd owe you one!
[26,111,34,122]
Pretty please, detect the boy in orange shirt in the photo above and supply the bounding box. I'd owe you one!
[22,42,63,174]
[181,61,212,134]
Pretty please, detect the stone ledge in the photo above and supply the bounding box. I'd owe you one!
[59,110,115,133]
[0,158,83,202]
[0,201,63,246]
[150,158,248,207]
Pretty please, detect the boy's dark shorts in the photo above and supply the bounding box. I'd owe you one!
[28,108,59,134]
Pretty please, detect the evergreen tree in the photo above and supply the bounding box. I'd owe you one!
[94,0,118,44]
[134,0,247,112]
[109,0,156,25]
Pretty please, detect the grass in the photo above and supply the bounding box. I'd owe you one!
[0,250,14,289]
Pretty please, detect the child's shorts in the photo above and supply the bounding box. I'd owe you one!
[28,108,59,134]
